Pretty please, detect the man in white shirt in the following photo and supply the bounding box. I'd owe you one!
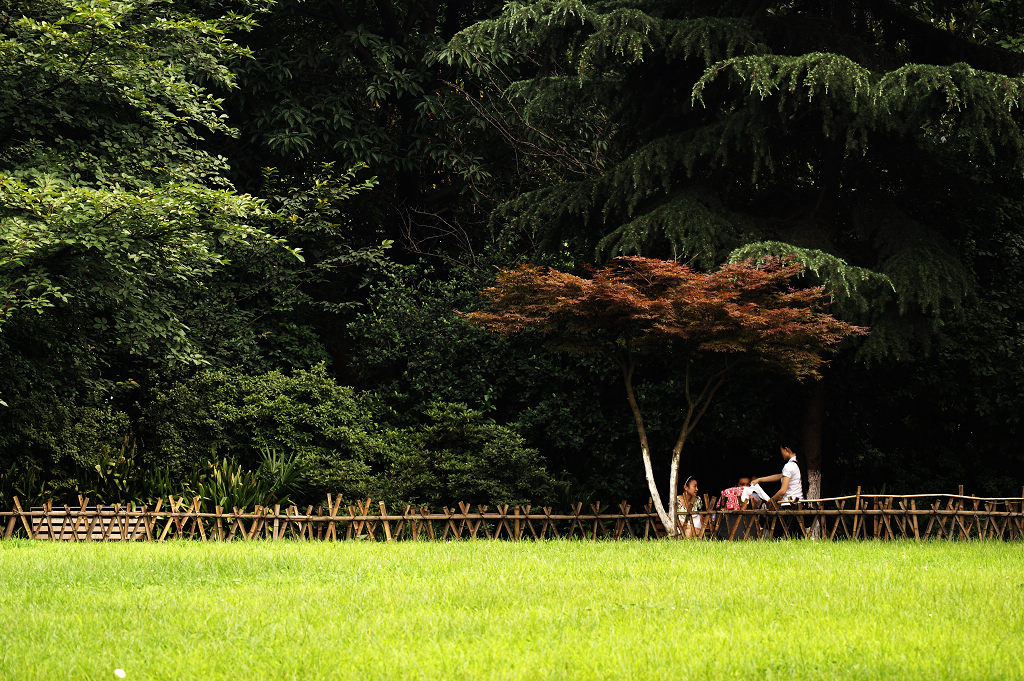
[751,446,803,507]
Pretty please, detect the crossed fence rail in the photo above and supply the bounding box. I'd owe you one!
[2,489,1023,542]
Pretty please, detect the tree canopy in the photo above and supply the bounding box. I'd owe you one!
[467,256,865,532]
[0,0,1021,509]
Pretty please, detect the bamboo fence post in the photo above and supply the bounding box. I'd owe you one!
[228,507,242,541]
[98,505,114,541]
[954,497,970,540]
[870,497,878,539]
[453,501,470,538]
[392,505,407,540]
[421,506,435,540]
[570,502,586,538]
[121,503,133,540]
[993,500,1007,540]
[332,495,345,540]
[169,496,185,538]
[881,496,895,540]
[129,503,143,541]
[453,502,467,537]
[144,498,160,542]
[793,501,809,539]
[405,506,417,541]
[911,499,920,540]
[4,510,16,539]
[357,499,376,539]
[439,506,453,540]
[44,499,57,540]
[12,497,33,539]
[82,503,98,541]
[112,504,126,540]
[476,504,492,539]
[325,495,336,540]
[994,500,1008,540]
[522,505,539,540]
[379,501,393,542]
[1017,493,1024,540]
[283,506,294,540]
[193,497,207,541]
[614,501,628,539]
[214,506,224,541]
[542,507,559,539]
[969,498,982,540]
[982,501,995,540]
[303,505,314,540]
[244,506,260,540]
[727,503,743,541]
[111,501,125,540]
[491,505,506,539]
[851,487,862,539]
[827,499,842,541]
[282,505,294,539]
[518,505,531,539]
[74,495,88,541]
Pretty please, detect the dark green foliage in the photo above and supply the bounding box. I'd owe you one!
[0,0,252,187]
[0,0,1022,506]
[379,402,558,507]
[216,0,510,265]
[0,0,292,379]
[445,0,1024,356]
[143,365,377,500]
[347,262,679,503]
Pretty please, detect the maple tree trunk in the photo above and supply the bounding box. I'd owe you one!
[620,359,674,535]
[668,451,680,535]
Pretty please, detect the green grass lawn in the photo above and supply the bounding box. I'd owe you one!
[0,540,1021,681]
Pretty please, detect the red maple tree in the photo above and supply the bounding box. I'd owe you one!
[465,256,867,535]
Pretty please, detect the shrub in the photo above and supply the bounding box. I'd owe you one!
[379,402,557,507]
[142,364,378,504]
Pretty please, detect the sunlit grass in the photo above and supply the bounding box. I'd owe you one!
[0,540,1021,680]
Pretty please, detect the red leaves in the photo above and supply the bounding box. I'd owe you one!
[465,256,867,378]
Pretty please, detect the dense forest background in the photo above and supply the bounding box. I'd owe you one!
[1,0,1022,509]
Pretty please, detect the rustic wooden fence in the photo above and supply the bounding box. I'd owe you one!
[2,489,1022,542]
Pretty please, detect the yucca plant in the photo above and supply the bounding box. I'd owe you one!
[196,457,276,511]
[0,460,51,508]
[255,445,304,500]
[193,447,306,510]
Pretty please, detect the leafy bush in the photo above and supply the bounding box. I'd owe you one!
[0,386,134,503]
[142,365,378,504]
[379,402,558,507]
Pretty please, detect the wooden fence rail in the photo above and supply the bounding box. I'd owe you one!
[2,491,1023,542]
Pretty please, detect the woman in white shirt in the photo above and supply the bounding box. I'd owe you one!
[751,446,803,506]
[676,476,704,538]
